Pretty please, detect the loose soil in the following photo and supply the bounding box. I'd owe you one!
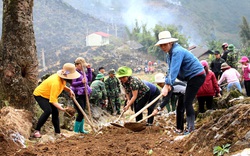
[1,101,250,156]
[13,116,200,156]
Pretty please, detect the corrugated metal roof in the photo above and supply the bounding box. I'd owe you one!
[92,32,111,37]
[189,46,210,58]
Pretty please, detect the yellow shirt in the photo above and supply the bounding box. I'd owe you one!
[33,74,66,103]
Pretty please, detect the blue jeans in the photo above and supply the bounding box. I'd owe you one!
[227,82,242,92]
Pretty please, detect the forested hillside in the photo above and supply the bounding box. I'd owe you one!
[63,0,250,46]
[0,0,249,76]
[0,0,127,75]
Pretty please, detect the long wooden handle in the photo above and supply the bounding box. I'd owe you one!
[128,93,162,122]
[84,83,93,122]
[138,113,154,123]
[82,68,93,123]
[72,97,97,133]
[116,110,125,121]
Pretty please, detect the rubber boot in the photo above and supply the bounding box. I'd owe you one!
[79,119,88,134]
[185,115,195,135]
[73,121,81,133]
[165,104,171,113]
[188,115,195,132]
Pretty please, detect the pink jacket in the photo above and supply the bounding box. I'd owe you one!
[242,64,250,81]
[197,70,220,97]
[218,68,241,84]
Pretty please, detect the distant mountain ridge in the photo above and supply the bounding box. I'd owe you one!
[63,0,250,46]
[0,0,249,77]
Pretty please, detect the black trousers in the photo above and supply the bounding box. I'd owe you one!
[176,93,185,131]
[185,74,205,117]
[134,90,150,122]
[197,96,213,113]
[184,74,205,130]
[214,72,221,80]
[244,80,250,96]
[147,88,161,124]
[34,96,60,133]
[73,94,87,122]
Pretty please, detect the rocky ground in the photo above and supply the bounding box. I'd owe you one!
[1,93,250,156]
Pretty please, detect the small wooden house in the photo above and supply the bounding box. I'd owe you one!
[189,45,212,59]
[86,32,111,46]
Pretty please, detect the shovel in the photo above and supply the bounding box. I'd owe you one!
[124,113,154,132]
[111,93,162,129]
[127,93,162,122]
[110,111,125,128]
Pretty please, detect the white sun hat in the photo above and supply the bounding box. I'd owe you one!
[154,73,165,83]
[155,31,178,46]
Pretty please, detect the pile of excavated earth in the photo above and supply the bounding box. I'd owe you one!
[0,91,250,156]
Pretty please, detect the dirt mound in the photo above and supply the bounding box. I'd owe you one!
[184,104,250,154]
[0,107,33,138]
[0,106,33,156]
[0,133,20,156]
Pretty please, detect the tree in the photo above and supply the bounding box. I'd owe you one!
[0,0,38,111]
[125,21,189,62]
[239,16,250,47]
[151,24,189,61]
[206,40,223,52]
[125,19,142,41]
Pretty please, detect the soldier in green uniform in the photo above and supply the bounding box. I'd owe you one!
[227,44,238,69]
[90,74,108,108]
[116,66,150,122]
[105,69,121,115]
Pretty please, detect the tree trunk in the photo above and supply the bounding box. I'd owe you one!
[0,0,38,111]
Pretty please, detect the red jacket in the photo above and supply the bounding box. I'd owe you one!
[197,70,220,97]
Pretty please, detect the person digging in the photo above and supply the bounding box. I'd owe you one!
[116,66,150,123]
[70,57,92,134]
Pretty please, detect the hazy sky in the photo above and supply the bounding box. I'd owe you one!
[62,0,202,45]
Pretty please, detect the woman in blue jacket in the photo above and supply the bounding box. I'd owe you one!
[152,31,205,134]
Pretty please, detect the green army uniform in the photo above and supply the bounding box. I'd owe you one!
[90,77,107,107]
[105,75,121,115]
[227,44,238,69]
[122,76,150,103]
[166,95,177,112]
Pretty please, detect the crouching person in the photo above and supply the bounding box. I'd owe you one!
[33,63,80,138]
[154,73,187,134]
[90,74,108,108]
[116,66,150,122]
[142,80,161,126]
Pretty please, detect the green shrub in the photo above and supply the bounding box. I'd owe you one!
[213,144,230,156]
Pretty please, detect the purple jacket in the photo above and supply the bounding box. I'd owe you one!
[70,68,92,95]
